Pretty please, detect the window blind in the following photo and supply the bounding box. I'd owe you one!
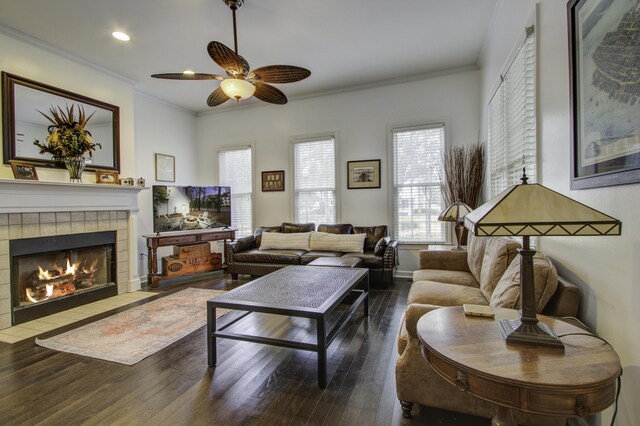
[392,125,445,243]
[488,26,536,198]
[218,147,252,238]
[293,137,336,224]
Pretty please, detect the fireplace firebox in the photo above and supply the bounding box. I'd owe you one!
[10,231,118,325]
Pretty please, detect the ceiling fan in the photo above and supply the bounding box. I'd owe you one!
[151,0,311,107]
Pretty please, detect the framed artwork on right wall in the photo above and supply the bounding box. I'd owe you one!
[568,0,640,189]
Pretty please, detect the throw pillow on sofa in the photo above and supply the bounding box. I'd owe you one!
[490,253,559,313]
[478,237,521,301]
[259,232,312,251]
[374,236,391,256]
[309,232,366,253]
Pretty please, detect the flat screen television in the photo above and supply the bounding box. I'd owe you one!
[152,186,231,233]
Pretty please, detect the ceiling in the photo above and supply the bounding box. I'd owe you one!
[0,0,499,113]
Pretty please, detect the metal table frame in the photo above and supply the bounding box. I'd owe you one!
[207,266,369,388]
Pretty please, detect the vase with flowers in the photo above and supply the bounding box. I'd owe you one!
[33,104,101,182]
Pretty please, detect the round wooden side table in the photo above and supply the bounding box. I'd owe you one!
[417,306,621,425]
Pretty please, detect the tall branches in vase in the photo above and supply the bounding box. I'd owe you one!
[441,143,485,243]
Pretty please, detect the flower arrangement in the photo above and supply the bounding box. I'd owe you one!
[33,104,101,159]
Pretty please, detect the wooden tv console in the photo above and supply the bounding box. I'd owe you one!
[143,228,236,288]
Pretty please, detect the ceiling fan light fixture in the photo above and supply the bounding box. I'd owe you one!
[220,78,255,100]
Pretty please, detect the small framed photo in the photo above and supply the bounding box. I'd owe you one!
[95,170,119,184]
[10,162,38,180]
[262,170,285,192]
[347,159,380,189]
[155,153,175,182]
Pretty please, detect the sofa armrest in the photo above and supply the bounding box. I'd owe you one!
[405,303,442,338]
[233,235,256,253]
[419,249,470,272]
[542,276,580,318]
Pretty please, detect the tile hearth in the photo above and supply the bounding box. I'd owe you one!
[0,290,157,344]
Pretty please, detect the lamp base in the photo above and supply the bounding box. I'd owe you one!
[450,245,466,251]
[498,319,564,350]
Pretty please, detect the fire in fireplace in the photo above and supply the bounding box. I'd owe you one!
[10,231,118,325]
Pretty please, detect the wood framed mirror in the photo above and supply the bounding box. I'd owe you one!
[2,72,120,171]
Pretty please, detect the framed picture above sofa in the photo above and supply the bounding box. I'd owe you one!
[262,170,284,191]
[347,159,380,189]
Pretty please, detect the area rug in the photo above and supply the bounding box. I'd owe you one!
[36,288,227,365]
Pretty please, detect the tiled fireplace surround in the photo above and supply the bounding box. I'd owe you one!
[0,179,145,330]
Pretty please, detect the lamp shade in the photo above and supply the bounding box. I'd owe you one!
[438,201,473,223]
[220,78,256,100]
[464,182,621,237]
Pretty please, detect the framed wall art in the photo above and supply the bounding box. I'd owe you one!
[262,170,284,191]
[347,159,380,189]
[568,0,640,189]
[10,162,38,180]
[155,153,175,182]
[95,170,119,184]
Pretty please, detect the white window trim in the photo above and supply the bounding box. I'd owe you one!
[217,143,255,237]
[289,131,340,224]
[387,120,450,245]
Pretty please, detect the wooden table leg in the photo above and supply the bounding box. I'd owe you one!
[317,317,327,388]
[364,274,369,317]
[148,246,159,288]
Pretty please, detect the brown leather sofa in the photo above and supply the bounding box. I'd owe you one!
[395,235,580,424]
[224,222,398,286]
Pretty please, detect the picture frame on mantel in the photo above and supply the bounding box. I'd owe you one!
[347,159,380,189]
[568,0,640,189]
[262,170,284,192]
[155,153,175,182]
[10,161,38,180]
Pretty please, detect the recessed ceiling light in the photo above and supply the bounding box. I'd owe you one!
[183,70,195,75]
[112,31,130,41]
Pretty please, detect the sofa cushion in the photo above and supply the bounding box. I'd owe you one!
[490,253,559,313]
[309,232,365,253]
[409,280,488,306]
[317,224,353,234]
[467,234,489,283]
[254,226,282,248]
[259,231,311,251]
[232,249,306,264]
[341,252,382,268]
[300,251,344,264]
[374,236,391,256]
[353,225,387,252]
[479,237,521,301]
[282,222,315,233]
[412,269,478,288]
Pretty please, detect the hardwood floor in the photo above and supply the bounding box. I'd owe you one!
[0,273,489,425]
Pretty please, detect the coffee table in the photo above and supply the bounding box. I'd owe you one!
[207,265,369,388]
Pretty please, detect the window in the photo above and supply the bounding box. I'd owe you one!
[292,136,336,224]
[488,26,536,198]
[391,124,445,243]
[218,147,253,238]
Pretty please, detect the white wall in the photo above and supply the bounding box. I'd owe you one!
[195,70,481,275]
[133,93,197,278]
[479,2,639,425]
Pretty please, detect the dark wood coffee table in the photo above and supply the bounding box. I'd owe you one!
[207,265,369,388]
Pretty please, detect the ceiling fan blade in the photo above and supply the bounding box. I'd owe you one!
[151,73,224,80]
[250,65,311,84]
[207,87,230,107]
[254,82,288,105]
[207,41,250,77]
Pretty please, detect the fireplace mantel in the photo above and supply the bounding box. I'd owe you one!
[0,179,148,213]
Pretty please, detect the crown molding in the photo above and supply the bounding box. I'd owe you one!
[196,64,480,117]
[133,90,196,116]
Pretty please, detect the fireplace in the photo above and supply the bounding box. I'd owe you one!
[10,231,118,325]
